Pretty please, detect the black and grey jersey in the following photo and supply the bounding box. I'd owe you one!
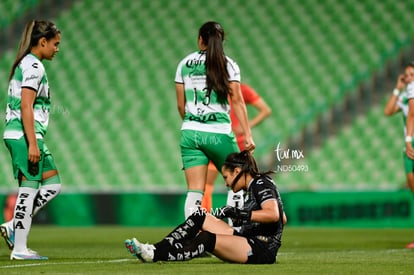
[239,175,284,245]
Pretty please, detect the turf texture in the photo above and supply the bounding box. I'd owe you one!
[0,226,412,274]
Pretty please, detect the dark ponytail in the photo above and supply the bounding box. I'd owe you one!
[199,21,229,98]
[223,150,274,187]
[9,20,60,81]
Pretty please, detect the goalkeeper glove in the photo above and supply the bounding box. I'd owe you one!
[216,205,251,221]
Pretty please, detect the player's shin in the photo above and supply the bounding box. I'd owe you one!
[13,185,38,252]
[154,211,207,251]
[153,231,216,262]
[32,175,61,216]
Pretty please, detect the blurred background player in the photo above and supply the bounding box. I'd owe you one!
[1,20,62,260]
[201,83,271,212]
[388,62,414,249]
[125,150,286,264]
[3,193,17,222]
[175,21,255,219]
[384,63,414,194]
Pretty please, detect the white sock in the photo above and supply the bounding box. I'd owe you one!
[32,184,61,216]
[226,189,244,209]
[4,184,60,227]
[13,187,38,253]
[184,191,203,219]
[226,189,244,227]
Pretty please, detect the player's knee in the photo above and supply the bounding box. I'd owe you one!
[187,209,208,227]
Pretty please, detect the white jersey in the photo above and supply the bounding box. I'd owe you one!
[397,89,409,117]
[396,89,409,136]
[406,81,414,101]
[3,54,51,139]
[175,51,241,134]
[400,82,414,137]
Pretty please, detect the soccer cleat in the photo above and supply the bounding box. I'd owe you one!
[10,250,48,260]
[124,238,154,262]
[27,248,38,254]
[0,223,14,250]
[124,239,138,258]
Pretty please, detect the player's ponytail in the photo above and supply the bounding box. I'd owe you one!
[9,20,60,81]
[9,20,35,81]
[223,150,274,187]
[199,21,229,98]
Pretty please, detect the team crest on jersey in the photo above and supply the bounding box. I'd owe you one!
[256,179,264,185]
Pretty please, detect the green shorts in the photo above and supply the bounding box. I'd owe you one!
[180,129,239,171]
[403,150,414,174]
[4,137,58,181]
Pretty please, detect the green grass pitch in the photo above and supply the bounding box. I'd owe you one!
[0,226,412,274]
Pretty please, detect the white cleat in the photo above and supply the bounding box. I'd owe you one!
[125,238,155,262]
[0,223,14,250]
[10,250,48,260]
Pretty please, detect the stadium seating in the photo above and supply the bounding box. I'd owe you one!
[0,0,38,29]
[0,0,413,192]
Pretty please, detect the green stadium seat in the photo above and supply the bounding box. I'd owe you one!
[0,0,413,192]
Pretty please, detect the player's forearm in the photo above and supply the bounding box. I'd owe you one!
[250,208,280,223]
[21,104,37,147]
[249,99,272,128]
[232,101,251,138]
[384,87,401,116]
[175,83,185,119]
[177,106,185,119]
[249,109,271,128]
[383,96,399,116]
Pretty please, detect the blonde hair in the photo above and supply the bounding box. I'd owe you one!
[9,20,60,81]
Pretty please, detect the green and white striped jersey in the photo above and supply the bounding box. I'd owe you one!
[175,51,240,134]
[397,90,409,117]
[3,54,51,140]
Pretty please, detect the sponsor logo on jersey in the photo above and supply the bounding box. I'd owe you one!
[24,74,39,82]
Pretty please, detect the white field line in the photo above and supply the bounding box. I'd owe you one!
[0,258,136,269]
[1,249,409,269]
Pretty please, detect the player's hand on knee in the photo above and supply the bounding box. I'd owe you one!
[216,205,251,221]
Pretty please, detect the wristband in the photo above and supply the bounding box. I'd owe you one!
[406,136,412,143]
[393,89,400,96]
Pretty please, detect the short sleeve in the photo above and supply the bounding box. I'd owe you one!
[174,59,185,84]
[21,62,43,92]
[407,82,414,99]
[251,177,278,205]
[226,57,240,82]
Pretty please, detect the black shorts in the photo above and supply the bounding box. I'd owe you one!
[245,236,279,264]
